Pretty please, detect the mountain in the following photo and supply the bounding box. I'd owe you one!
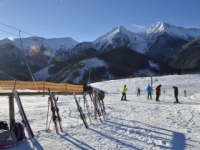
[169,36,200,71]
[92,26,147,53]
[0,37,79,57]
[0,37,79,79]
[1,21,200,82]
[145,22,200,64]
[0,71,15,80]
[145,22,200,41]
[47,47,178,84]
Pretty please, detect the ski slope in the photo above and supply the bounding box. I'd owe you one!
[0,74,200,149]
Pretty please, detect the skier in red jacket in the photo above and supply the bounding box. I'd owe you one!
[155,84,162,101]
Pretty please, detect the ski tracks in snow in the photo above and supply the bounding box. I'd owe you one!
[2,87,200,149]
[104,94,200,149]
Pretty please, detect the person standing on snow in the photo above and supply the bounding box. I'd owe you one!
[137,87,140,96]
[121,85,127,100]
[147,85,152,100]
[184,90,186,97]
[155,84,161,101]
[173,86,179,103]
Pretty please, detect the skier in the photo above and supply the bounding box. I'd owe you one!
[146,85,152,100]
[184,90,186,97]
[173,86,179,103]
[137,87,140,96]
[155,84,161,101]
[121,85,127,100]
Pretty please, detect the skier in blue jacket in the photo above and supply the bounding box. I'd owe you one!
[147,85,152,100]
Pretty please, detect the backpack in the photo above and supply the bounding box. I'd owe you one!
[10,122,26,141]
[0,130,18,149]
[0,121,9,130]
[98,91,105,100]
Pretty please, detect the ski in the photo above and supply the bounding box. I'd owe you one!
[12,89,34,140]
[73,93,89,129]
[83,93,92,124]
[89,93,103,123]
[96,93,106,120]
[48,88,59,134]
[51,92,63,132]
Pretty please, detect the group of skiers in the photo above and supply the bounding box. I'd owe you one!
[121,84,184,103]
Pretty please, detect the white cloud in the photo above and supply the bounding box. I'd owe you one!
[132,24,146,30]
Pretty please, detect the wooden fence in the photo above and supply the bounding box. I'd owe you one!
[0,80,83,93]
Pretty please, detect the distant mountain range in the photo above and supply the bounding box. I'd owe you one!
[0,22,200,83]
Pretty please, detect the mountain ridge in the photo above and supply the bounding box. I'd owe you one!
[0,21,200,82]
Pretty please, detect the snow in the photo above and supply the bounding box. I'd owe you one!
[146,22,200,40]
[81,57,107,69]
[92,26,148,54]
[1,74,200,149]
[1,21,200,57]
[148,60,160,70]
[92,21,200,55]
[33,65,54,81]
[134,69,154,77]
[63,57,110,83]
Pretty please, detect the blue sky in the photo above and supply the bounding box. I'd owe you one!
[0,0,200,42]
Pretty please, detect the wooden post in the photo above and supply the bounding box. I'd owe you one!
[94,91,97,119]
[9,94,15,127]
[43,81,45,97]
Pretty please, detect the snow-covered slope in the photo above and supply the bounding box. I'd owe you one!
[33,64,54,80]
[1,74,200,149]
[62,57,112,83]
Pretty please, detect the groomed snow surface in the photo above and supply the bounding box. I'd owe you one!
[1,74,200,150]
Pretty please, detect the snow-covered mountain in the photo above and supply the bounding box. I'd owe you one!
[146,22,200,41]
[1,21,200,81]
[0,37,79,78]
[91,22,200,55]
[169,36,200,69]
[53,42,94,62]
[46,47,177,83]
[0,36,79,57]
[145,22,200,52]
[92,26,147,53]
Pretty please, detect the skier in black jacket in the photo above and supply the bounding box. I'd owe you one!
[172,86,179,103]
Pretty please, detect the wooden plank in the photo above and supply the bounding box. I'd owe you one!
[9,94,15,127]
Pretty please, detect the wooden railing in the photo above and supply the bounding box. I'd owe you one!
[0,80,83,93]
